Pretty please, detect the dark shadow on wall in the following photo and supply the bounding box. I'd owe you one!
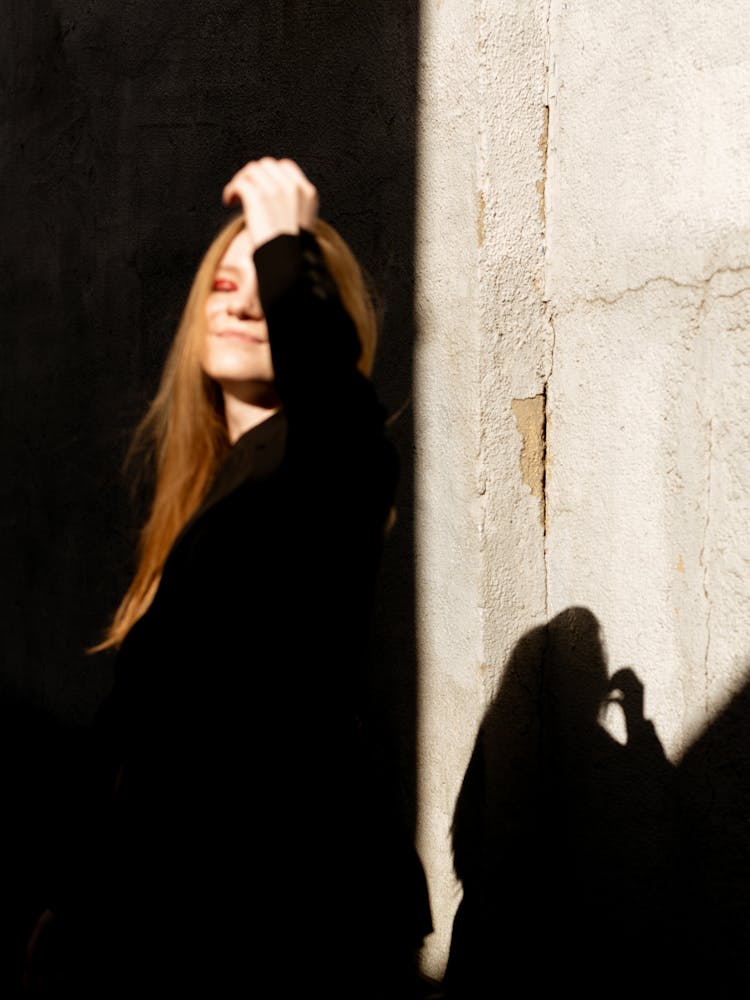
[674,670,750,993]
[1,1,419,992]
[444,607,691,999]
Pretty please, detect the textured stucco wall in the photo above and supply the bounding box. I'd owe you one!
[7,0,750,988]
[545,0,750,759]
[542,5,750,982]
[415,0,750,986]
[414,0,551,977]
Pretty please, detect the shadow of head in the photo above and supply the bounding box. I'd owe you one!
[543,605,608,727]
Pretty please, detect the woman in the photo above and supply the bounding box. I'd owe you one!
[26,158,432,997]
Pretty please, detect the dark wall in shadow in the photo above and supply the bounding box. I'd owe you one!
[1,2,418,991]
[445,607,686,998]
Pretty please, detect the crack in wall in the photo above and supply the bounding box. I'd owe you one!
[557,265,750,314]
[477,189,486,247]
[537,103,549,227]
[542,0,555,620]
[542,325,555,620]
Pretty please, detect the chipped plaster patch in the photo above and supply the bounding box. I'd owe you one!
[512,395,546,526]
[537,103,549,225]
[477,189,486,247]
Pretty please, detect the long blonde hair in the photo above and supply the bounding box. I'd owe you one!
[94,214,379,651]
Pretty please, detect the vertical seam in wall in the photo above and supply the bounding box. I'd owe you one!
[700,415,714,716]
[476,0,489,679]
[695,277,721,718]
[542,0,556,620]
[543,322,556,622]
[698,278,714,719]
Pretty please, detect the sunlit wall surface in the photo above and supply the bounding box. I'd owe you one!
[414,0,750,989]
[414,0,552,979]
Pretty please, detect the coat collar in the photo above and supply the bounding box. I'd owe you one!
[170,409,288,552]
[201,409,287,513]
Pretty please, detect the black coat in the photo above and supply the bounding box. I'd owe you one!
[55,233,431,996]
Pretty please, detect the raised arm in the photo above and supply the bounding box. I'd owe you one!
[222,157,368,416]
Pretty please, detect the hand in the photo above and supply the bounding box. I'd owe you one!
[608,667,645,723]
[222,157,319,254]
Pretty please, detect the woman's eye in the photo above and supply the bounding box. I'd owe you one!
[212,278,236,292]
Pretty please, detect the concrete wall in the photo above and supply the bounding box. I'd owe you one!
[414,0,552,978]
[415,0,750,988]
[6,0,750,990]
[545,0,750,757]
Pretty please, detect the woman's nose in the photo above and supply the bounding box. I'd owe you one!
[227,297,252,318]
[227,284,260,319]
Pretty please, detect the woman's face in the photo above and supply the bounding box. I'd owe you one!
[201,228,275,391]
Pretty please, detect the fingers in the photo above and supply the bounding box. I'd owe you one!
[222,157,313,196]
[222,158,273,206]
[222,157,319,251]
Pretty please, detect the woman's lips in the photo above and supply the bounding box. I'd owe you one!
[214,328,267,344]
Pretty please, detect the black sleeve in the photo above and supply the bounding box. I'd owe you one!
[253,230,367,417]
